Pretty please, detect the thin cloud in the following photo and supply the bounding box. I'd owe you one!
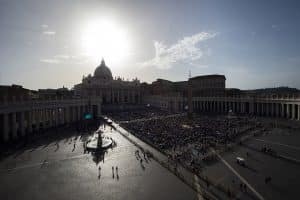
[141,32,217,69]
[271,24,280,31]
[40,59,60,64]
[40,54,90,65]
[43,31,56,35]
[41,24,48,29]
[189,63,209,69]
[54,55,71,60]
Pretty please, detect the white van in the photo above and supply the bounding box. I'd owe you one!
[236,157,245,166]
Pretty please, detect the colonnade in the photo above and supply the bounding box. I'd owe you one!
[0,99,101,143]
[191,98,300,121]
[111,89,141,104]
[93,88,141,104]
[146,95,300,121]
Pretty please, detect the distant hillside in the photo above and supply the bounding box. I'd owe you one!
[245,87,300,94]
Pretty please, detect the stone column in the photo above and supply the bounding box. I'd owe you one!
[49,109,52,127]
[34,110,38,131]
[69,107,72,122]
[132,91,135,104]
[232,102,235,113]
[287,104,290,118]
[75,106,79,121]
[77,106,81,121]
[266,103,269,116]
[121,90,125,103]
[111,91,114,104]
[20,112,25,137]
[12,112,17,139]
[298,104,300,121]
[66,107,69,123]
[40,109,45,129]
[61,108,65,124]
[73,106,77,122]
[97,103,102,118]
[57,108,61,125]
[275,103,279,117]
[127,90,130,103]
[205,101,209,111]
[270,103,274,117]
[222,102,225,113]
[64,107,69,124]
[53,109,57,126]
[3,113,9,142]
[278,103,281,117]
[281,104,285,118]
[292,104,296,120]
[73,107,76,122]
[79,106,83,120]
[249,102,253,114]
[35,110,40,132]
[44,109,48,128]
[28,111,33,133]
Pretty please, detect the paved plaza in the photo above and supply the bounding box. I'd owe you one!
[202,125,300,200]
[0,123,198,200]
[1,118,300,200]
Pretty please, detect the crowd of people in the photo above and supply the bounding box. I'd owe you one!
[109,109,264,174]
[108,107,173,122]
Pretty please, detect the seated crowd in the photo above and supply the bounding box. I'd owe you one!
[108,107,174,122]
[109,109,264,174]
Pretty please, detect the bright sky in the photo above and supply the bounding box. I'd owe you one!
[0,0,300,90]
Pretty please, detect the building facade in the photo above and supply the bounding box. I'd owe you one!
[74,59,142,113]
[1,61,300,143]
[0,60,142,143]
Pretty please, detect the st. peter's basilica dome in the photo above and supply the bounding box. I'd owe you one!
[94,59,113,81]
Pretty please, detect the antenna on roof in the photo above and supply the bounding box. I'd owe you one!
[188,70,191,79]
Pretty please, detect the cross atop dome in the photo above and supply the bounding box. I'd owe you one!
[100,58,106,66]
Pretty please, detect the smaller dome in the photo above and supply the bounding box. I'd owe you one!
[94,59,113,80]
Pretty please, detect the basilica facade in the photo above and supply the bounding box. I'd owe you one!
[73,59,142,113]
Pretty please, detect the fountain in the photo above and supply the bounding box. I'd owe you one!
[86,128,113,151]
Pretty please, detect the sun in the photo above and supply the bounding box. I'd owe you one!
[81,18,131,64]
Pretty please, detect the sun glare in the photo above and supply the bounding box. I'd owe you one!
[81,19,130,64]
